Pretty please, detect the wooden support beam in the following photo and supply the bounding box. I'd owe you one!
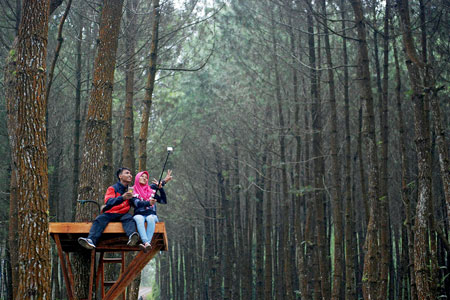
[65,252,75,289]
[88,249,95,300]
[54,234,75,300]
[96,252,105,296]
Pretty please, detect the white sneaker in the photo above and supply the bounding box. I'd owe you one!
[78,237,96,249]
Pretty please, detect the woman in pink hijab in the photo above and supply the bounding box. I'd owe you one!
[132,170,172,252]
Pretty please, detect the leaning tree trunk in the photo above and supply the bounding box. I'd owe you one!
[73,0,124,298]
[13,0,52,298]
[350,1,381,299]
[138,0,160,171]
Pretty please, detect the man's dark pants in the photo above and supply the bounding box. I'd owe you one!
[87,213,136,245]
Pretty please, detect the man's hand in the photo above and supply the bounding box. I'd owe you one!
[150,198,157,206]
[123,190,133,200]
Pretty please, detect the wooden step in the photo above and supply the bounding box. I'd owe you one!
[104,281,116,286]
[102,257,123,263]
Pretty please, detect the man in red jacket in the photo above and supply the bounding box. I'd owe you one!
[78,167,140,249]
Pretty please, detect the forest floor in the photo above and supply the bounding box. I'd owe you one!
[139,286,152,298]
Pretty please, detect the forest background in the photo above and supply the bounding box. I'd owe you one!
[0,0,449,299]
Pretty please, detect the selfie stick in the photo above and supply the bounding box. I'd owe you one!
[158,147,173,186]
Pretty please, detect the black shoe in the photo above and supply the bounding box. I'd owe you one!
[78,237,96,249]
[127,232,140,246]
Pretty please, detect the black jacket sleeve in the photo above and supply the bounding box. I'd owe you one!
[150,182,167,204]
[132,197,151,208]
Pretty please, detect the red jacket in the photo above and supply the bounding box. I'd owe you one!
[103,182,131,214]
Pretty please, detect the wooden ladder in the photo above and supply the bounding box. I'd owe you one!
[97,251,126,300]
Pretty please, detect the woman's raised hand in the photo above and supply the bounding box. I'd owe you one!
[164,169,173,183]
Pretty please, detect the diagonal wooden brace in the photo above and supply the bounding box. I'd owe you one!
[104,246,161,300]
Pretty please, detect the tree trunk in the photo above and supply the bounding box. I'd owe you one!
[73,10,82,211]
[306,2,330,298]
[45,0,72,105]
[377,1,391,298]
[122,0,138,173]
[270,9,293,299]
[73,0,124,298]
[321,1,343,298]
[430,88,450,227]
[350,1,381,299]
[138,0,160,171]
[340,1,357,298]
[5,37,19,300]
[264,149,273,300]
[398,0,438,298]
[393,31,417,300]
[14,0,51,298]
[232,140,243,300]
[123,1,140,299]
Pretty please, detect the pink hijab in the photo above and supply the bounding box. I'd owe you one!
[133,171,155,201]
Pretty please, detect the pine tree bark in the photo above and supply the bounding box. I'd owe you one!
[270,9,293,299]
[377,1,391,298]
[73,0,124,298]
[214,146,233,300]
[138,0,160,171]
[122,0,138,173]
[302,81,314,300]
[264,150,274,300]
[430,88,450,227]
[255,164,265,300]
[45,0,72,105]
[73,10,82,210]
[256,103,271,300]
[350,1,381,299]
[123,2,140,299]
[320,1,344,298]
[398,0,436,298]
[392,36,417,300]
[340,1,357,298]
[306,2,330,298]
[13,0,51,298]
[232,140,243,300]
[5,37,19,300]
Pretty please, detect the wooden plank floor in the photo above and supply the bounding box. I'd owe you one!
[49,222,168,252]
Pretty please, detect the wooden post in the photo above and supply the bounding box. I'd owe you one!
[54,234,75,300]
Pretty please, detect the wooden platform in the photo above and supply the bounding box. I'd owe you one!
[49,222,168,252]
[49,222,168,300]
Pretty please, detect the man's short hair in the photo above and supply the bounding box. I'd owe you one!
[116,167,131,180]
